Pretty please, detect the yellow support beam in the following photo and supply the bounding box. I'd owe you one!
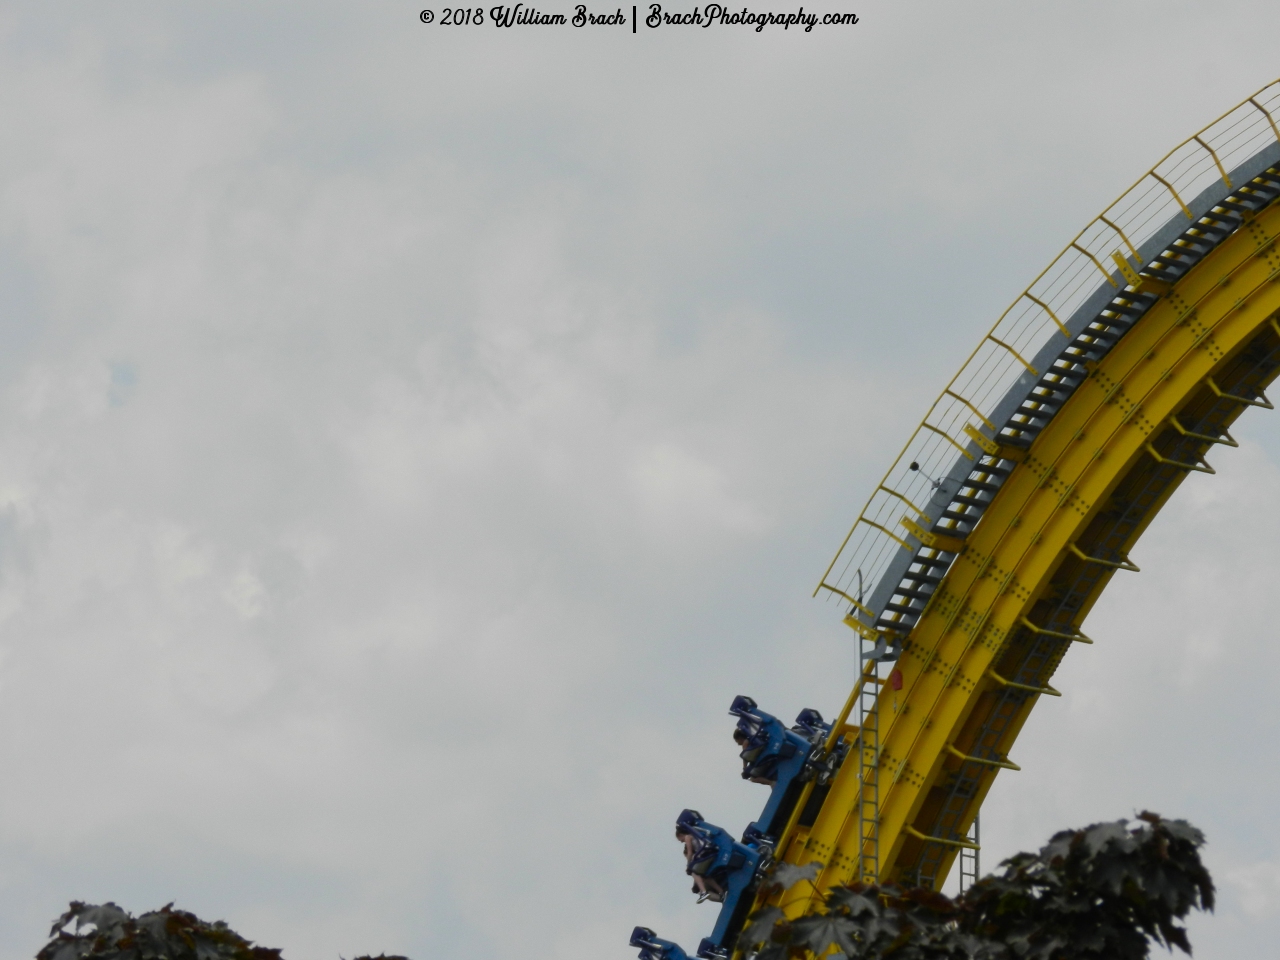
[904,826,980,851]
[945,743,1021,770]
[988,670,1062,697]
[1145,442,1216,474]
[1207,375,1273,408]
[1068,542,1141,572]
[1019,616,1093,645]
[1169,415,1238,447]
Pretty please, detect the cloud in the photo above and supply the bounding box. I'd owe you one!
[1227,859,1280,919]
[0,5,1276,960]
[630,442,770,537]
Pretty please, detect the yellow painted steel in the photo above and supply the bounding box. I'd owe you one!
[730,87,1280,950]
[812,200,1280,894]
[815,79,1280,637]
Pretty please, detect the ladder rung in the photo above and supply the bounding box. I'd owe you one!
[1016,405,1057,420]
[1218,196,1256,210]
[960,479,1002,494]
[974,461,1011,477]
[1190,219,1230,235]
[874,617,913,631]
[1041,361,1089,377]
[1100,302,1140,317]
[900,572,942,585]
[992,433,1031,448]
[1085,321,1126,336]
[910,555,951,570]
[1243,187,1280,203]
[1100,314,1139,329]
[1030,377,1077,393]
[1064,347,1105,362]
[883,602,922,616]
[893,587,933,602]
[1039,366,1085,383]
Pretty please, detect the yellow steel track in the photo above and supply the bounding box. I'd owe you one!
[739,81,1280,939]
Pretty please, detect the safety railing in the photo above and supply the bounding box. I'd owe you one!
[815,78,1280,619]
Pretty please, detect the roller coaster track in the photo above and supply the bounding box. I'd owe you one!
[732,79,1280,947]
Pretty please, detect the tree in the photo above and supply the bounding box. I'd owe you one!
[738,812,1214,960]
[35,901,406,960]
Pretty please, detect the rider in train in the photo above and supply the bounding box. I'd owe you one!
[675,808,766,904]
[730,696,838,838]
[732,695,804,785]
[730,696,831,785]
[677,813,724,902]
[671,809,769,958]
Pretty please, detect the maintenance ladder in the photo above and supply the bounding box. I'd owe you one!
[958,815,979,893]
[855,638,883,884]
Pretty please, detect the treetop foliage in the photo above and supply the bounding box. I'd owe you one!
[739,811,1214,960]
[34,902,407,960]
[37,903,282,960]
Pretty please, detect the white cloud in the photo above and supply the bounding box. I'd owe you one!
[1228,859,1280,919]
[630,442,770,537]
[0,5,1275,960]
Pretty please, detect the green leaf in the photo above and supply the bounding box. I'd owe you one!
[770,861,822,890]
[825,887,880,918]
[737,907,785,950]
[790,913,859,956]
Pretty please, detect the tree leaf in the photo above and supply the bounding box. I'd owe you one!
[791,913,859,956]
[770,861,822,890]
[737,907,785,950]
[825,886,881,918]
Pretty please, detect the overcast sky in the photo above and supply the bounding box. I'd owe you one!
[0,3,1277,959]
